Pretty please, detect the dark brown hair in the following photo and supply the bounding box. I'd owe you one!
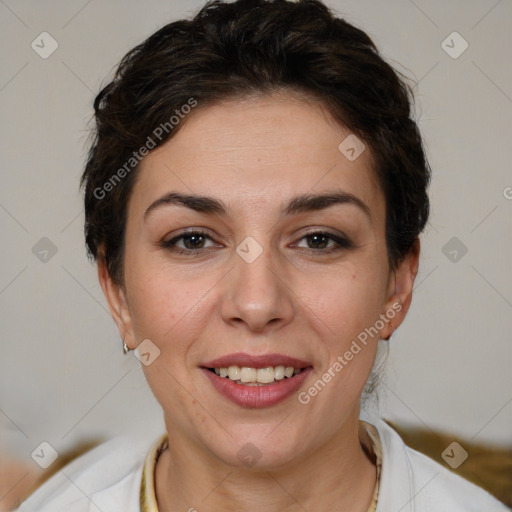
[81,0,431,286]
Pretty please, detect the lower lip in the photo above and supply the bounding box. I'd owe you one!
[201,367,313,408]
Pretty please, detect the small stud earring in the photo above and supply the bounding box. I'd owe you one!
[122,340,131,354]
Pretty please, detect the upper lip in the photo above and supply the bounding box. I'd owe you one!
[201,352,312,369]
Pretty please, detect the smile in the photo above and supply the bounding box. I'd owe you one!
[208,365,303,385]
[200,353,313,408]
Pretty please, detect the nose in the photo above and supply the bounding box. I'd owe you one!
[220,242,294,334]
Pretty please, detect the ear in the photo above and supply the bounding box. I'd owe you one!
[97,253,137,350]
[379,239,420,340]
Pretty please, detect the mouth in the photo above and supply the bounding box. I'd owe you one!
[205,365,307,385]
[200,353,313,407]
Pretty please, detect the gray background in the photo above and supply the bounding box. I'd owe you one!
[1,0,511,469]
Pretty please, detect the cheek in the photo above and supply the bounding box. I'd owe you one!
[128,272,180,338]
[305,264,387,336]
[126,260,218,361]
[127,266,214,413]
[306,267,388,401]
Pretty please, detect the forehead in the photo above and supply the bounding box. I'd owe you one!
[129,94,384,221]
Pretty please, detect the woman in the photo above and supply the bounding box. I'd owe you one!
[14,0,509,510]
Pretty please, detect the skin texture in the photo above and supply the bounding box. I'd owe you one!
[98,92,420,512]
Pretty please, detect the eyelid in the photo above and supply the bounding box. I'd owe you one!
[291,229,353,250]
[162,227,353,254]
[293,226,350,240]
[163,228,218,247]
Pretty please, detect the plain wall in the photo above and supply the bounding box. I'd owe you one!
[1,0,511,463]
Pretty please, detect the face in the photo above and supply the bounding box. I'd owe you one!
[99,93,418,470]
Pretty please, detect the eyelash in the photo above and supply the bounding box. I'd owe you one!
[161,230,353,256]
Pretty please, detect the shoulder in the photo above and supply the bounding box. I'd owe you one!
[373,420,510,512]
[13,434,156,512]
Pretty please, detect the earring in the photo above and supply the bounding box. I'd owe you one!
[122,340,132,354]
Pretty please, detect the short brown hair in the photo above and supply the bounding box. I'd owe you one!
[81,0,431,285]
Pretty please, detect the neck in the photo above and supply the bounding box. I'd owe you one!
[155,415,377,512]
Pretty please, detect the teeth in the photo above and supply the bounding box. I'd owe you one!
[213,365,303,384]
[256,367,275,384]
[240,367,257,383]
[228,366,240,380]
[274,365,285,380]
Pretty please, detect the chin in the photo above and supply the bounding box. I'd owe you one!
[209,427,309,472]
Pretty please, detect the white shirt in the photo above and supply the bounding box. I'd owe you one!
[13,420,510,511]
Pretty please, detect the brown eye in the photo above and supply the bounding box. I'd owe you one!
[295,231,353,252]
[305,233,330,249]
[162,231,217,254]
[180,233,206,249]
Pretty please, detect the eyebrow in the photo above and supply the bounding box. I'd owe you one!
[143,190,372,222]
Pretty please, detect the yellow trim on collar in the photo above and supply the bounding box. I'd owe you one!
[140,432,168,512]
